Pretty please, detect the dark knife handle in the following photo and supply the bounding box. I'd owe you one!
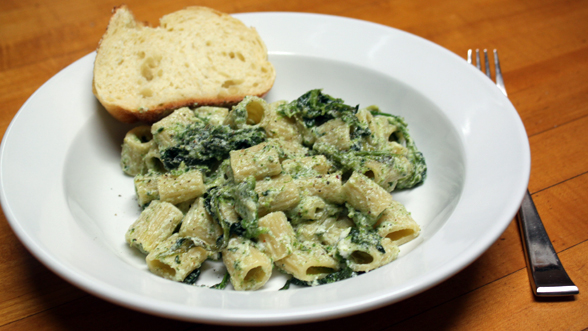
[517,190,579,296]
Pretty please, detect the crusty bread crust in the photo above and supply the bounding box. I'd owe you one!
[93,5,275,123]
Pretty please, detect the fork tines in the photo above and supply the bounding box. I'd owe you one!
[467,49,507,96]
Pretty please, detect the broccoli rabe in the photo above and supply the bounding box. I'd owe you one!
[346,227,385,254]
[289,267,358,287]
[277,89,370,141]
[233,176,264,239]
[203,159,232,189]
[160,122,266,170]
[203,185,236,249]
[182,269,201,285]
[345,203,378,229]
[204,176,265,249]
[210,272,230,289]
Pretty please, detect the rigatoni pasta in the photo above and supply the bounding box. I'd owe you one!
[222,237,273,291]
[275,241,340,282]
[178,197,223,247]
[314,118,352,150]
[255,174,300,216]
[376,201,421,246]
[151,107,197,149]
[229,142,282,182]
[146,233,209,282]
[259,100,301,142]
[343,171,395,220]
[120,126,154,176]
[157,169,205,205]
[121,89,426,290]
[125,200,184,254]
[257,211,295,260]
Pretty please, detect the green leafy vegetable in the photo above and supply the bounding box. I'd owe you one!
[277,89,370,140]
[346,227,385,254]
[211,272,230,289]
[204,176,264,249]
[160,123,266,170]
[345,203,378,229]
[289,267,358,287]
[182,269,201,285]
[233,176,265,239]
[203,185,235,249]
[279,278,293,290]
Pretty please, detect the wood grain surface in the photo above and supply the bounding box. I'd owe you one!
[1,0,587,329]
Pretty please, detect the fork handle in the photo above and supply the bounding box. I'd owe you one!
[517,190,579,296]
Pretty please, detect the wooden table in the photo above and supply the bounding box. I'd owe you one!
[1,0,587,329]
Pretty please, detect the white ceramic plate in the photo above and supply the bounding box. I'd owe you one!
[0,12,529,325]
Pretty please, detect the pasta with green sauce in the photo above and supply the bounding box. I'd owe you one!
[121,89,426,291]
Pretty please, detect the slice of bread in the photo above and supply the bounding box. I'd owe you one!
[93,6,276,123]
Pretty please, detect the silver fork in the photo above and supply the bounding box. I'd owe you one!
[468,49,579,297]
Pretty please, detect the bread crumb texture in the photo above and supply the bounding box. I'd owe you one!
[93,6,276,123]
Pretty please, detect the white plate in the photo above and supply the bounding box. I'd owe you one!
[0,12,529,325]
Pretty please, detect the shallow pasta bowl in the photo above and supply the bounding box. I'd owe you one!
[0,12,529,325]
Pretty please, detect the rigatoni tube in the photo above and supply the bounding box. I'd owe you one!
[125,200,184,254]
[222,237,272,291]
[146,233,208,282]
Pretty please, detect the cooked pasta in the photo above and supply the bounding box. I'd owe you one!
[121,89,426,290]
